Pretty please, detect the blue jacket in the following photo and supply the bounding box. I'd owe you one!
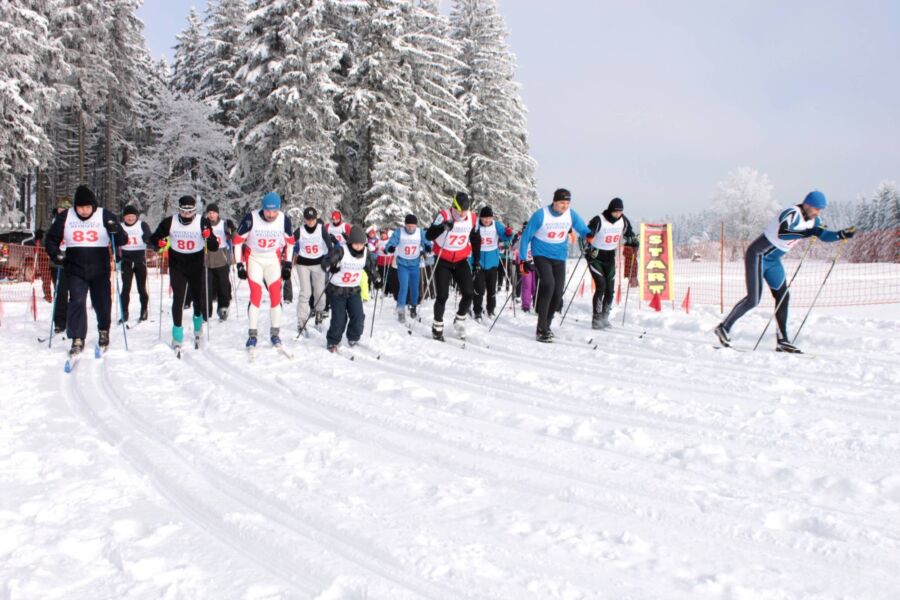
[519,205,590,261]
[469,220,513,270]
[386,226,431,268]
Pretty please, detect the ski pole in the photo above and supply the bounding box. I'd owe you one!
[621,250,637,326]
[369,269,380,338]
[792,239,848,345]
[560,251,585,301]
[422,245,444,301]
[48,265,62,349]
[378,259,390,315]
[497,258,516,317]
[559,261,589,326]
[109,230,129,351]
[297,285,328,337]
[158,253,165,340]
[488,283,516,332]
[752,238,817,351]
[203,244,211,342]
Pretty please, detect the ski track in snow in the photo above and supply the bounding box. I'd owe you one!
[2,289,900,599]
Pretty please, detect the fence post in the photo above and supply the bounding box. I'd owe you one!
[719,222,725,314]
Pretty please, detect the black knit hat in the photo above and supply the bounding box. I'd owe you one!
[347,225,367,245]
[74,185,97,207]
[552,188,572,202]
[123,205,139,217]
[303,207,317,220]
[608,197,624,211]
[453,192,471,211]
[178,195,197,210]
[479,206,494,218]
[404,214,417,225]
[205,203,220,214]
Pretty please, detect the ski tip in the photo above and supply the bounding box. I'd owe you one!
[94,346,101,358]
[64,362,72,373]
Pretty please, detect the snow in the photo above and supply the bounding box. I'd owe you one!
[2,270,900,599]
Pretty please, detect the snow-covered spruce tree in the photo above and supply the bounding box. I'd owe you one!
[234,0,347,213]
[450,0,538,225]
[0,0,67,225]
[712,167,778,242]
[397,0,468,219]
[199,0,247,131]
[172,8,207,98]
[340,0,421,228]
[129,87,238,224]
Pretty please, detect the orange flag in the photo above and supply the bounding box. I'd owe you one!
[649,292,662,312]
[681,287,691,314]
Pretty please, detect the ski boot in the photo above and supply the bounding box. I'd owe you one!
[172,326,184,355]
[486,310,495,319]
[714,324,731,347]
[69,338,85,356]
[270,327,282,347]
[776,338,803,354]
[432,320,444,341]
[600,309,611,329]
[591,312,603,330]
[118,312,128,325]
[397,307,406,324]
[473,312,483,324]
[327,344,338,353]
[193,315,204,348]
[246,329,258,349]
[536,328,553,343]
[217,306,228,321]
[348,339,359,347]
[314,311,325,327]
[140,305,149,322]
[54,324,66,335]
[98,329,110,350]
[453,314,467,340]
[409,306,418,319]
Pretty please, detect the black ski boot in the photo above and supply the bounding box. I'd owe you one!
[536,328,553,343]
[140,305,149,321]
[714,324,731,347]
[600,309,611,329]
[591,312,603,330]
[453,314,467,340]
[432,320,444,341]
[314,311,325,326]
[70,338,85,356]
[409,306,418,319]
[776,338,803,354]
[98,330,110,349]
[217,306,228,321]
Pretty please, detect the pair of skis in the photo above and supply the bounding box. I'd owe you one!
[63,345,105,373]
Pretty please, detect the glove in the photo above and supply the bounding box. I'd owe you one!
[281,260,292,280]
[105,219,118,234]
[442,220,454,231]
[624,235,640,248]
[584,246,598,259]
[386,245,395,254]
[236,263,247,280]
[518,261,533,276]
[473,263,482,273]
[838,226,856,240]
[202,228,211,239]
[52,252,65,266]
[373,273,383,289]
[329,261,341,274]
[157,239,167,249]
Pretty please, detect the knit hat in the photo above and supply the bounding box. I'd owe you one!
[331,210,342,222]
[553,188,572,202]
[178,195,197,211]
[123,205,139,217]
[262,191,282,210]
[479,206,494,218]
[803,190,827,209]
[303,207,317,220]
[608,197,624,211]
[73,185,97,207]
[347,225,366,245]
[404,214,418,225]
[452,192,471,211]
[205,203,219,214]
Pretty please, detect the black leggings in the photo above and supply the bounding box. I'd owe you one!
[170,266,207,327]
[473,267,499,316]
[533,256,566,332]
[433,260,474,323]
[587,259,615,314]
[121,258,148,317]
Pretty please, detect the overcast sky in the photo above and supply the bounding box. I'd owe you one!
[137,0,900,221]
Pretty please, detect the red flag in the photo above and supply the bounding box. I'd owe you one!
[578,279,585,297]
[0,293,4,326]
[649,293,662,312]
[681,287,691,314]
[31,288,38,321]
[615,283,621,305]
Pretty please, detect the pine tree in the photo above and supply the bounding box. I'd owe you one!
[451,0,538,225]
[172,8,207,98]
[235,0,348,212]
[200,0,247,131]
[0,0,67,225]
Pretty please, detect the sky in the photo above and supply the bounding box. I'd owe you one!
[137,0,900,220]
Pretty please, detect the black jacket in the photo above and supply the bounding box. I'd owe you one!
[149,215,219,272]
[45,207,127,280]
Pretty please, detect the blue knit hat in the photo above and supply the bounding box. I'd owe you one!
[803,190,827,209]
[262,191,282,210]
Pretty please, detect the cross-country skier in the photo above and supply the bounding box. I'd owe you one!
[584,198,638,329]
[715,190,856,353]
[385,214,431,322]
[518,188,591,342]
[471,206,513,322]
[205,203,235,320]
[149,195,219,352]
[321,225,379,352]
[425,192,481,341]
[44,185,126,357]
[118,205,152,323]
[325,210,351,246]
[232,192,295,350]
[510,221,536,312]
[293,206,334,335]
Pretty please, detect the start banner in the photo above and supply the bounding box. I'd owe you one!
[638,223,675,302]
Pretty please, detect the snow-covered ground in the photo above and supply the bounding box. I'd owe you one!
[2,272,900,599]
